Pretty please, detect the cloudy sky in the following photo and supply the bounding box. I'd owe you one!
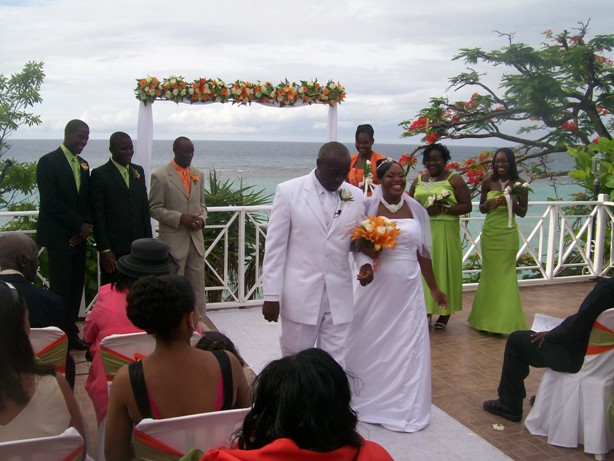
[1,0,612,144]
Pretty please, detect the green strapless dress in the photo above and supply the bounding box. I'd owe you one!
[468,190,527,333]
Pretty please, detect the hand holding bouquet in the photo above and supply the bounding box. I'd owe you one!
[351,215,400,252]
[426,190,452,215]
[358,160,375,197]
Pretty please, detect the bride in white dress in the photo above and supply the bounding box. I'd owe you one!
[346,159,447,433]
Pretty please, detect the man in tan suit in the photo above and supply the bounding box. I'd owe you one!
[149,137,207,315]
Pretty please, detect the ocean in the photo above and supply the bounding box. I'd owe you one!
[3,139,580,203]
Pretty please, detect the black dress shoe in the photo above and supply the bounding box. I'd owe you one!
[69,337,90,351]
[483,399,522,422]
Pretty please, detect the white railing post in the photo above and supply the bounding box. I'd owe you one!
[238,208,246,304]
[593,193,607,276]
[545,203,557,280]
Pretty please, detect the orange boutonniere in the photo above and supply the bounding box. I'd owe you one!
[80,162,89,171]
[190,173,199,183]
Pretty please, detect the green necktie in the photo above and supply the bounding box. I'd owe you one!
[121,167,129,188]
[71,156,81,192]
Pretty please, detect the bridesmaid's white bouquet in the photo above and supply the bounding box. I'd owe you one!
[426,189,451,207]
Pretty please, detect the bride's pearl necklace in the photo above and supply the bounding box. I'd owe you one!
[381,196,404,213]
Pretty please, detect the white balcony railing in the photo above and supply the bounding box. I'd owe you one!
[1,194,612,311]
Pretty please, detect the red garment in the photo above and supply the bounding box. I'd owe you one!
[200,437,393,461]
[347,151,387,195]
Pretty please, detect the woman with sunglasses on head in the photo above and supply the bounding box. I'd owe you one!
[0,280,86,455]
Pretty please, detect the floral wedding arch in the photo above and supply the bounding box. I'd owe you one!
[133,75,347,178]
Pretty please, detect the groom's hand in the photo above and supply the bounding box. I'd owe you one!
[357,264,374,286]
[262,301,280,322]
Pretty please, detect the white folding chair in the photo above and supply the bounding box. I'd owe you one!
[100,331,202,392]
[132,408,250,460]
[0,427,84,461]
[525,307,614,460]
[29,326,68,374]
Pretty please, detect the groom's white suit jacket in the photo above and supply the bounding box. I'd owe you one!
[263,172,369,326]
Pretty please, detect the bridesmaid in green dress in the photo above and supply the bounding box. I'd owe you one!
[468,148,529,334]
[409,144,472,329]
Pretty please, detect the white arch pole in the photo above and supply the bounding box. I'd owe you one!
[327,105,337,141]
[135,101,154,183]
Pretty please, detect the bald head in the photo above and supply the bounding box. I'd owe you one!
[315,142,351,192]
[0,232,39,282]
[317,141,350,162]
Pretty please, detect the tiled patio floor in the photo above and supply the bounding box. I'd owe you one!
[73,279,612,460]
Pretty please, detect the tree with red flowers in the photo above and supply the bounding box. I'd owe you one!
[399,21,613,183]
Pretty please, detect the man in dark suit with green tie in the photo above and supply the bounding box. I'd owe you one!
[36,119,92,350]
[90,132,152,286]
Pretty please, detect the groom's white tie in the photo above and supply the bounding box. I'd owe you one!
[323,190,339,229]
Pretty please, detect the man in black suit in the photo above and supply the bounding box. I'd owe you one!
[0,232,76,387]
[483,277,614,421]
[36,119,92,350]
[90,132,152,286]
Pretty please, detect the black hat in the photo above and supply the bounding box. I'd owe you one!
[116,238,179,278]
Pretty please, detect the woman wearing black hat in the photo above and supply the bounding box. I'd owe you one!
[84,238,183,425]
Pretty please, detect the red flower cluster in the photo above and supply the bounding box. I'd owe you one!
[495,105,505,111]
[424,133,438,144]
[407,117,428,132]
[398,153,418,169]
[595,55,614,66]
[592,136,600,144]
[464,93,480,110]
[561,120,579,132]
[440,152,492,187]
[597,105,610,116]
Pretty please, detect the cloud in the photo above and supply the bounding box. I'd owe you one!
[0,0,612,144]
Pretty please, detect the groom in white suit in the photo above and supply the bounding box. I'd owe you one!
[262,141,373,366]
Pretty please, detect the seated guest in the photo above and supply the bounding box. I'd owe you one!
[201,348,393,461]
[0,280,85,452]
[0,232,76,388]
[84,238,180,425]
[105,275,251,461]
[196,331,245,367]
[483,277,614,422]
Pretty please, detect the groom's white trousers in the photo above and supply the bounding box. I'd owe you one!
[279,285,351,368]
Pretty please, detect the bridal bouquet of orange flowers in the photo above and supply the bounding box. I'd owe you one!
[351,215,400,252]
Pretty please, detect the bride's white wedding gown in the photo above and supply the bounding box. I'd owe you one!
[346,217,431,432]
